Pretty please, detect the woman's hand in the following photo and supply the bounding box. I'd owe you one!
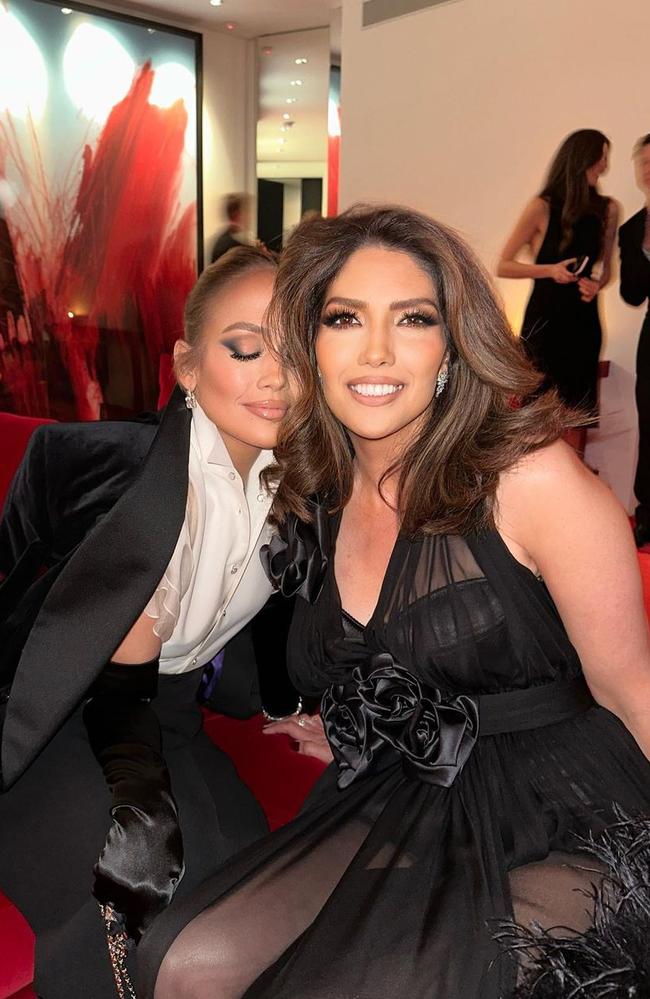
[577,276,600,302]
[263,713,333,764]
[546,260,578,284]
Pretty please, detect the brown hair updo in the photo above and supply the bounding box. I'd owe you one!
[266,203,574,537]
[175,245,277,381]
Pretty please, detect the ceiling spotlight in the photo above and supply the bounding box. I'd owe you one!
[67,310,74,318]
[294,58,307,65]
[261,46,273,55]
[286,97,297,104]
[61,6,72,12]
[225,21,236,30]
[290,79,303,86]
[209,0,223,5]
[147,27,155,33]
[282,112,291,120]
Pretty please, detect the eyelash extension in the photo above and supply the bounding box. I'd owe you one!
[230,350,262,362]
[322,309,438,327]
[399,310,438,326]
[321,309,359,327]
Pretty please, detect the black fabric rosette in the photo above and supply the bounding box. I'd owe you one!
[261,507,330,604]
[322,653,479,790]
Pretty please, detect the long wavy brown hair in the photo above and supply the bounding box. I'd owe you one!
[540,129,610,251]
[266,204,576,536]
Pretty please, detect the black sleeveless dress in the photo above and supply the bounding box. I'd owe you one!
[521,197,606,414]
[138,516,650,999]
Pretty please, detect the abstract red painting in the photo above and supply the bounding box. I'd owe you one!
[0,0,201,419]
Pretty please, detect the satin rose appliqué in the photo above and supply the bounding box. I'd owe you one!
[322,653,479,789]
[261,507,329,604]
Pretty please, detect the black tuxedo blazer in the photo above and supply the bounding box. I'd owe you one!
[0,387,295,791]
[619,208,650,331]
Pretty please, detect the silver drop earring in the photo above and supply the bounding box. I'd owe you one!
[185,387,197,410]
[435,368,448,398]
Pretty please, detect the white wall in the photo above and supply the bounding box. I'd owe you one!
[340,0,650,508]
[202,30,257,257]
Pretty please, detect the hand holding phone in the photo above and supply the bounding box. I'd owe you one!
[567,255,589,276]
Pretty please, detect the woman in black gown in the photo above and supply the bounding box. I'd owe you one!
[138,206,650,999]
[498,129,619,458]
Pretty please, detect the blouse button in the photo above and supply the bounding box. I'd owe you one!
[191,656,198,666]
[228,471,236,480]
[231,564,239,574]
[257,493,265,503]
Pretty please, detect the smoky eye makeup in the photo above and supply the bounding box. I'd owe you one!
[221,335,263,362]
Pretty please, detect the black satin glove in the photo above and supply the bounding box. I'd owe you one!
[83,658,185,941]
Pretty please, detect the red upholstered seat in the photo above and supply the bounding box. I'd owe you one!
[0,413,55,511]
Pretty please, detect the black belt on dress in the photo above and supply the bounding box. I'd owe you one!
[321,655,596,790]
[477,674,594,736]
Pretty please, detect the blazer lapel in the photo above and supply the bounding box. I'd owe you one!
[1,386,191,789]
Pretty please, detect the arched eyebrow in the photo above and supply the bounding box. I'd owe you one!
[220,321,264,335]
[323,296,438,311]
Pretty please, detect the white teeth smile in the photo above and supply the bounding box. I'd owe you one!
[349,383,404,397]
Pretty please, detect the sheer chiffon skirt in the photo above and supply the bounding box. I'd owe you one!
[138,706,650,999]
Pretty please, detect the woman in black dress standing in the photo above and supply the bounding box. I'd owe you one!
[138,207,650,999]
[498,129,619,458]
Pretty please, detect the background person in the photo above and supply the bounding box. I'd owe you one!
[210,193,254,264]
[619,133,650,548]
[498,129,619,459]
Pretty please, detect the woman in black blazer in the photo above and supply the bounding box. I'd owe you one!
[619,134,650,547]
[0,247,295,998]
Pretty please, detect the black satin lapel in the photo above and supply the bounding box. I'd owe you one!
[1,385,191,789]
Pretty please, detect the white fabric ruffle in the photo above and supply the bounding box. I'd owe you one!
[144,484,198,641]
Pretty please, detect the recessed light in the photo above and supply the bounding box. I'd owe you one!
[209,0,223,6]
[225,21,236,30]
[282,112,291,120]
[290,80,303,87]
[61,6,72,12]
[295,58,308,65]
[147,27,155,33]
[286,98,297,104]
[67,310,74,318]
[261,46,273,55]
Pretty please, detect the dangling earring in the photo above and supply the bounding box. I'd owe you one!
[185,387,197,410]
[316,367,323,382]
[435,368,448,398]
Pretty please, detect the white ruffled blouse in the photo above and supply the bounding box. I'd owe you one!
[145,402,275,675]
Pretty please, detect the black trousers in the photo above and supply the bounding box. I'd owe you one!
[0,670,268,999]
[635,317,650,527]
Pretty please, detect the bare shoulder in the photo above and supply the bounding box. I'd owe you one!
[524,195,549,224]
[496,440,631,569]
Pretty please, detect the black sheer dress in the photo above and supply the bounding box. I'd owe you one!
[138,512,650,999]
[521,197,607,414]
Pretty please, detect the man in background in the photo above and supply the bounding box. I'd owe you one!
[620,134,650,547]
[210,193,253,263]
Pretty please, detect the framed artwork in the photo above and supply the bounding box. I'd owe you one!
[0,0,202,419]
